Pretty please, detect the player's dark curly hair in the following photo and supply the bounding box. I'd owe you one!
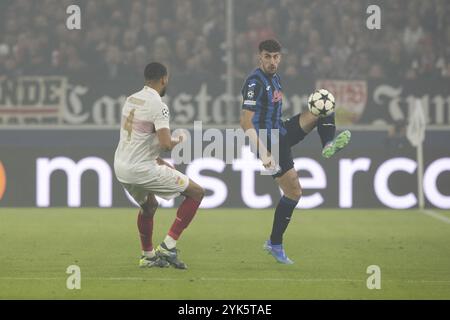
[144,62,167,81]
[258,39,282,53]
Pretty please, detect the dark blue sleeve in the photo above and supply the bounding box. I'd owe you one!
[241,78,263,112]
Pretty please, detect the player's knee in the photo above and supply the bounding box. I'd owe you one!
[186,180,205,202]
[289,188,302,201]
[195,186,205,202]
[189,185,204,202]
[149,200,159,213]
[295,189,302,201]
[142,198,159,216]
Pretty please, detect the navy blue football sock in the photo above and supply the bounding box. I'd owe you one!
[270,196,299,245]
[317,113,336,148]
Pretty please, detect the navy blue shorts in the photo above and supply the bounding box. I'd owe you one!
[271,113,307,178]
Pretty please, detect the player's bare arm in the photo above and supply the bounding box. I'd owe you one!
[156,127,182,151]
[240,109,275,169]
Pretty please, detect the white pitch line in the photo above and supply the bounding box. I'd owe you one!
[1,277,450,284]
[0,277,361,282]
[421,210,450,224]
[0,277,63,280]
[405,280,450,284]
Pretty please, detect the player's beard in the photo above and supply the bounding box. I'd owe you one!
[264,64,277,75]
[160,87,167,97]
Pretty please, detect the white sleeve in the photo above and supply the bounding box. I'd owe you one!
[153,102,170,130]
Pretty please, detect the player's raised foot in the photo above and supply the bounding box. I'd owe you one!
[322,130,351,159]
[156,243,187,269]
[139,255,169,268]
[263,240,294,265]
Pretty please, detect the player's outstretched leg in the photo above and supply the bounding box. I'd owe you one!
[322,129,351,159]
[138,194,169,268]
[317,113,351,158]
[156,179,204,269]
[265,169,301,265]
[298,111,351,159]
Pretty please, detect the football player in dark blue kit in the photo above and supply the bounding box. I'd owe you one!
[240,39,351,264]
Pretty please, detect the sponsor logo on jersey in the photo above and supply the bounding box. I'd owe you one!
[272,90,282,103]
[176,176,185,187]
[162,107,170,119]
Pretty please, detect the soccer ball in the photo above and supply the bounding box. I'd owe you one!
[308,89,335,117]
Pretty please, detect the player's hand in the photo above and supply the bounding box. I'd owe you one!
[261,154,276,170]
[170,135,183,149]
[172,129,189,144]
[261,155,281,175]
[170,136,182,144]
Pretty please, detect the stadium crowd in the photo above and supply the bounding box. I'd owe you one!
[1,0,449,83]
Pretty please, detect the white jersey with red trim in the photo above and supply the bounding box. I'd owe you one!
[114,86,170,184]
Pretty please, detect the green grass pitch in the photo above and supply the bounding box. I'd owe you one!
[0,208,449,299]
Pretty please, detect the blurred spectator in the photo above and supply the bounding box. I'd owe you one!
[347,51,370,80]
[314,55,335,79]
[283,53,301,80]
[385,120,408,151]
[368,64,385,80]
[403,15,425,56]
[437,24,450,78]
[153,36,172,69]
[329,35,352,78]
[63,45,88,79]
[408,35,441,80]
[104,45,123,80]
[173,38,189,74]
[385,41,410,81]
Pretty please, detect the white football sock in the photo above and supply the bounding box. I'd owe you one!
[142,249,155,258]
[163,235,177,249]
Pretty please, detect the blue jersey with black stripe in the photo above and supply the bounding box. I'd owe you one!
[241,68,287,137]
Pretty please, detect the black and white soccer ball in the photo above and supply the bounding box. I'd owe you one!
[308,89,335,117]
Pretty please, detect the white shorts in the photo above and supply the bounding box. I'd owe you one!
[120,164,189,205]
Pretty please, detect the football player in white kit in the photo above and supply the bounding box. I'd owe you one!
[114,62,204,269]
